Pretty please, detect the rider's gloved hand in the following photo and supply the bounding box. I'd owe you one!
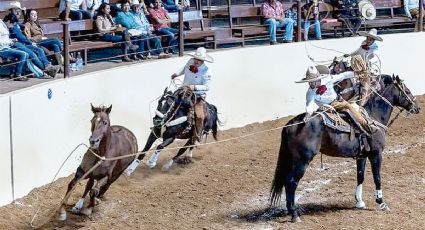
[303,113,312,123]
[171,73,178,79]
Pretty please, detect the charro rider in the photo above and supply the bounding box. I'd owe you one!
[297,65,377,133]
[171,47,214,143]
[345,28,383,106]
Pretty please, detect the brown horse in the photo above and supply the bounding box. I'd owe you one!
[58,105,138,220]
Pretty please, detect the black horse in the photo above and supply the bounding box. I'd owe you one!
[270,75,420,222]
[126,87,220,174]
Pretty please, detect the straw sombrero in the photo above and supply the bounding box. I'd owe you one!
[358,28,383,42]
[295,65,330,83]
[187,47,214,63]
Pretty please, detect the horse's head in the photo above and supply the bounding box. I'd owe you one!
[382,75,420,114]
[153,87,175,127]
[89,104,112,149]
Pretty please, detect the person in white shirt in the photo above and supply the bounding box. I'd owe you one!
[59,0,92,20]
[85,0,101,17]
[296,65,377,133]
[345,29,382,106]
[171,47,214,141]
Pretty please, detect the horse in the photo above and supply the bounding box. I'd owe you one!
[125,87,220,174]
[270,75,420,222]
[57,105,138,220]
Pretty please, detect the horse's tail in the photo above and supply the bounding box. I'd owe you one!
[209,104,221,141]
[270,125,292,207]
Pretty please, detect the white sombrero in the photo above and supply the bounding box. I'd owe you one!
[7,1,25,10]
[295,65,330,83]
[187,47,214,63]
[131,0,140,5]
[358,28,383,42]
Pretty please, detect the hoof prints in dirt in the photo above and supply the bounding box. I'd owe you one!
[236,207,288,222]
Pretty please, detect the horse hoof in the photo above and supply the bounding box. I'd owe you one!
[162,159,174,171]
[291,216,302,223]
[95,198,101,206]
[80,207,93,216]
[379,203,390,211]
[355,201,366,209]
[71,206,81,214]
[57,212,67,221]
[147,160,157,169]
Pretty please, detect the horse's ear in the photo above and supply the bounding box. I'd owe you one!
[106,105,112,114]
[91,103,96,113]
[392,74,395,80]
[163,87,168,94]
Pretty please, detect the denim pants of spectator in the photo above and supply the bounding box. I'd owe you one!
[102,33,127,55]
[37,38,63,53]
[302,19,321,40]
[13,42,50,70]
[265,18,294,42]
[143,34,163,55]
[60,10,92,20]
[0,48,28,76]
[154,27,178,52]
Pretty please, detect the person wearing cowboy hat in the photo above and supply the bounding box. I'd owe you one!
[297,65,377,134]
[345,28,383,106]
[171,47,214,142]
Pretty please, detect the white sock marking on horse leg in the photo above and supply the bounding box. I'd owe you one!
[57,205,67,221]
[71,198,85,213]
[148,150,161,168]
[188,149,193,158]
[355,184,366,209]
[162,159,174,171]
[125,159,141,176]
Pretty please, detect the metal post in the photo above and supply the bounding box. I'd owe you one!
[420,0,424,32]
[179,8,184,56]
[63,22,70,78]
[296,0,302,42]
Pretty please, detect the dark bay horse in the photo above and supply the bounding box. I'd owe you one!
[58,105,138,220]
[270,75,420,222]
[126,87,220,174]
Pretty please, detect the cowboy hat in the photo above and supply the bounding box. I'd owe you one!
[295,65,330,83]
[358,28,383,41]
[7,1,25,10]
[131,0,140,5]
[187,47,214,63]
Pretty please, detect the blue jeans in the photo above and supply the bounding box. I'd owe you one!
[154,27,178,52]
[0,48,28,76]
[302,19,321,40]
[13,42,50,70]
[102,33,127,54]
[143,34,163,55]
[60,10,92,20]
[37,38,62,53]
[265,18,294,42]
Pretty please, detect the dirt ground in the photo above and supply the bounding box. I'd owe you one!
[1,95,424,230]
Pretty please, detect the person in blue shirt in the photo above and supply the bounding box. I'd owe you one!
[3,4,59,77]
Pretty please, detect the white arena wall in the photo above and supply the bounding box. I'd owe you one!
[1,32,425,205]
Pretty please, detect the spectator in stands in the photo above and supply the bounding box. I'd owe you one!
[331,0,361,36]
[0,18,29,81]
[284,4,298,27]
[59,0,92,21]
[23,9,64,68]
[4,3,59,78]
[131,0,169,59]
[96,3,138,62]
[301,0,321,40]
[115,0,146,60]
[161,0,191,30]
[85,0,102,18]
[149,0,179,54]
[404,0,424,19]
[261,0,294,45]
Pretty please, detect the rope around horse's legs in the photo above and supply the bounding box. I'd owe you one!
[30,156,104,229]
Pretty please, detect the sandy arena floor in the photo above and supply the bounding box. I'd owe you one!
[1,95,424,230]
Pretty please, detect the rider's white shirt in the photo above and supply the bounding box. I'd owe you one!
[174,58,212,97]
[351,41,380,75]
[306,71,355,115]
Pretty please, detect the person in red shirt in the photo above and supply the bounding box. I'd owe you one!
[148,0,178,54]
